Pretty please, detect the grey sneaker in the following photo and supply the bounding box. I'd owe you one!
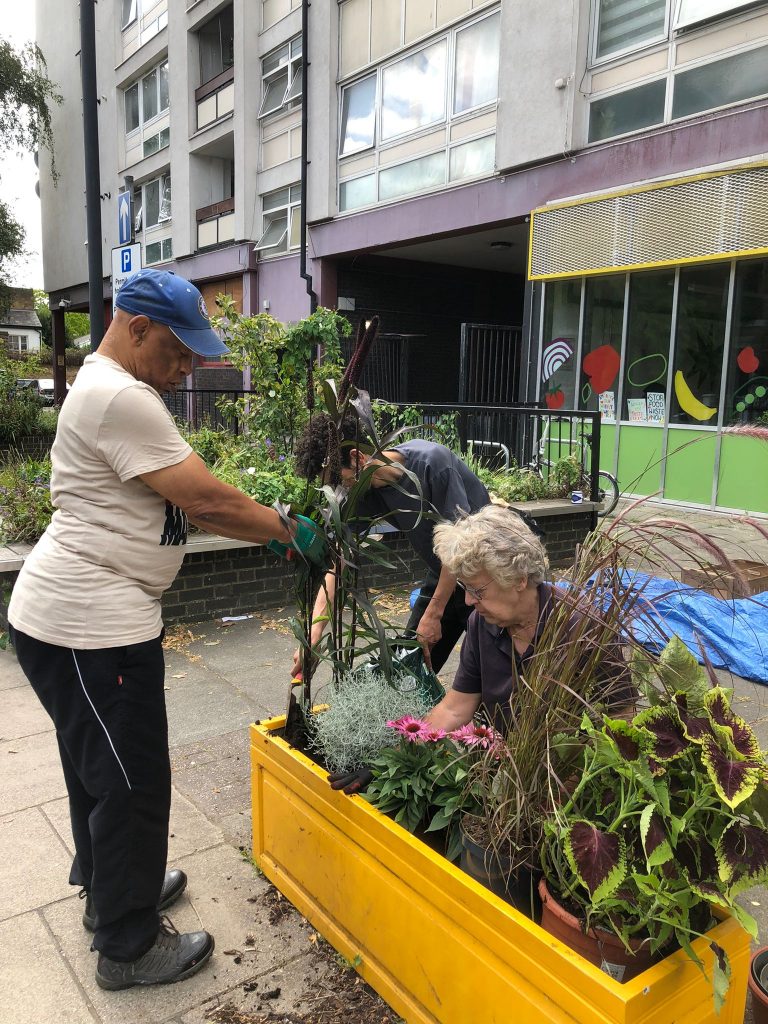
[95,918,214,991]
[81,869,188,932]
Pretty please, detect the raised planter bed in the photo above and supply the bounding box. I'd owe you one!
[250,714,750,1024]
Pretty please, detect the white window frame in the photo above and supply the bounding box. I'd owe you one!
[7,333,27,353]
[588,34,768,144]
[259,37,302,119]
[122,0,139,30]
[589,0,768,67]
[124,59,169,137]
[337,8,500,158]
[145,237,173,266]
[133,172,172,233]
[254,185,302,255]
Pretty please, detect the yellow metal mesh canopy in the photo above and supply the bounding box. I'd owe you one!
[529,163,768,280]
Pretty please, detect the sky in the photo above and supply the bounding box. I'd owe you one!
[2,2,44,289]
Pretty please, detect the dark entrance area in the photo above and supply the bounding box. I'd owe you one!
[336,222,527,403]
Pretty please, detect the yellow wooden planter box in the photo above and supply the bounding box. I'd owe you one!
[250,717,749,1024]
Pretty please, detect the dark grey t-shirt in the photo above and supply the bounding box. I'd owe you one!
[453,583,633,726]
[354,440,490,576]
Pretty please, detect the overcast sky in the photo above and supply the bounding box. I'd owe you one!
[2,2,44,289]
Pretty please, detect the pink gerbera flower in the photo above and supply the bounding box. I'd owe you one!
[450,723,497,749]
[386,715,429,742]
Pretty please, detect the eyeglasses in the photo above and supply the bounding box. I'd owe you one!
[457,579,492,602]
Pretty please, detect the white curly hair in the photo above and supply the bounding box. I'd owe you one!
[433,504,549,587]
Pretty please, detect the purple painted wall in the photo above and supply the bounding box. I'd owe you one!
[256,255,315,323]
[309,102,768,260]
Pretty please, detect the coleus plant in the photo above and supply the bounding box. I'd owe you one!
[541,635,768,1014]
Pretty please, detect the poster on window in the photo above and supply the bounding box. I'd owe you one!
[627,398,648,423]
[646,392,665,424]
[598,390,615,423]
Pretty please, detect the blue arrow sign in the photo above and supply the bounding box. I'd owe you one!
[118,191,132,246]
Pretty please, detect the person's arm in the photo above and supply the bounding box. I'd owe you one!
[424,689,481,730]
[291,571,336,677]
[415,564,457,668]
[140,451,294,545]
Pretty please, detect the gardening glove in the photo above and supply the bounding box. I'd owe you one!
[328,766,373,796]
[268,515,327,566]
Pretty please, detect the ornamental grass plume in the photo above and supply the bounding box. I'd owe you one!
[338,316,380,404]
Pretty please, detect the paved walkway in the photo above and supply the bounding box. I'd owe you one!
[1,497,767,1023]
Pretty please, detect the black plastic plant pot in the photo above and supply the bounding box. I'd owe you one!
[459,823,541,922]
[749,946,768,1024]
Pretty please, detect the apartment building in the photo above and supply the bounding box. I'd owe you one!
[36,0,768,511]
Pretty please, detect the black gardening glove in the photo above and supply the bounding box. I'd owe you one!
[328,766,373,795]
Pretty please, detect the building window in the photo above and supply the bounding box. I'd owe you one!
[259,37,302,118]
[589,78,666,143]
[381,40,447,141]
[579,275,625,412]
[670,263,729,424]
[453,12,501,115]
[674,0,760,30]
[339,74,376,155]
[593,0,667,61]
[199,6,234,87]
[621,269,675,420]
[254,184,301,255]
[725,258,768,424]
[7,334,27,353]
[143,126,170,158]
[122,0,139,29]
[133,173,172,232]
[145,238,173,266]
[124,61,169,135]
[672,43,768,120]
[541,280,581,409]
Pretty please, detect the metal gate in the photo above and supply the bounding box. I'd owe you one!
[458,323,522,466]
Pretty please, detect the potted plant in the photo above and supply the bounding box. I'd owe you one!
[539,635,768,1013]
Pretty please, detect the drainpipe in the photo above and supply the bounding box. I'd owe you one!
[80,0,106,352]
[299,0,317,313]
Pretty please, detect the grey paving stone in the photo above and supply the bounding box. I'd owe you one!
[0,729,66,814]
[164,662,263,748]
[0,684,54,740]
[42,843,311,1024]
[0,807,73,920]
[0,911,97,1024]
[171,749,251,824]
[0,648,29,691]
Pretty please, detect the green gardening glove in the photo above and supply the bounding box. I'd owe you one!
[268,515,327,566]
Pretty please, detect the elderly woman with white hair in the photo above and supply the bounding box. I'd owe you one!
[425,503,633,732]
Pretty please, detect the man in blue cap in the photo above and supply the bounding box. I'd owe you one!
[8,270,324,991]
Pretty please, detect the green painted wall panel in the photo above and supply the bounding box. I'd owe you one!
[617,426,663,496]
[663,429,716,506]
[717,434,768,513]
[598,424,615,473]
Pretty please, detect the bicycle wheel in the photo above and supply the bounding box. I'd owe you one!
[596,471,620,518]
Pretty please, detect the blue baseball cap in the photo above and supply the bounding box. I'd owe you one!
[115,269,229,357]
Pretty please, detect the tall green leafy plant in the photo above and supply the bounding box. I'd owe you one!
[212,297,350,454]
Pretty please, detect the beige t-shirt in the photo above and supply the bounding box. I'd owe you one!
[9,354,193,648]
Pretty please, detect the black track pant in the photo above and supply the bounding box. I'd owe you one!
[406,576,472,674]
[10,626,170,962]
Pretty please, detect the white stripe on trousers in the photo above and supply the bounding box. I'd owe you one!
[70,650,133,791]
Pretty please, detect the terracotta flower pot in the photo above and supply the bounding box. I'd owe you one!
[749,946,768,1024]
[538,878,654,982]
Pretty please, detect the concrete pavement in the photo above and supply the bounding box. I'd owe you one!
[2,499,768,1022]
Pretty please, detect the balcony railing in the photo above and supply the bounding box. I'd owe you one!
[195,65,234,131]
[196,197,235,249]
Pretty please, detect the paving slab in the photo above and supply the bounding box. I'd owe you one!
[171,747,251,824]
[0,807,74,920]
[0,728,67,814]
[43,843,312,1024]
[164,660,263,748]
[0,683,54,740]
[0,911,97,1024]
[0,648,29,690]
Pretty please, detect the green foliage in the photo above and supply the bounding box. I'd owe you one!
[0,458,54,542]
[212,297,350,453]
[34,289,51,346]
[372,402,461,452]
[0,38,61,301]
[541,636,768,1015]
[65,311,90,343]
[0,357,43,443]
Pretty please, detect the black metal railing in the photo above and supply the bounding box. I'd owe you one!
[163,388,259,434]
[165,389,601,512]
[376,402,602,509]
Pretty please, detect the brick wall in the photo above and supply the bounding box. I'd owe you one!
[0,436,55,463]
[542,510,595,567]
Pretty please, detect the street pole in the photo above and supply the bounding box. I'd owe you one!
[80,0,105,354]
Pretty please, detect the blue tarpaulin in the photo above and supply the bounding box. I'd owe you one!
[608,571,768,684]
